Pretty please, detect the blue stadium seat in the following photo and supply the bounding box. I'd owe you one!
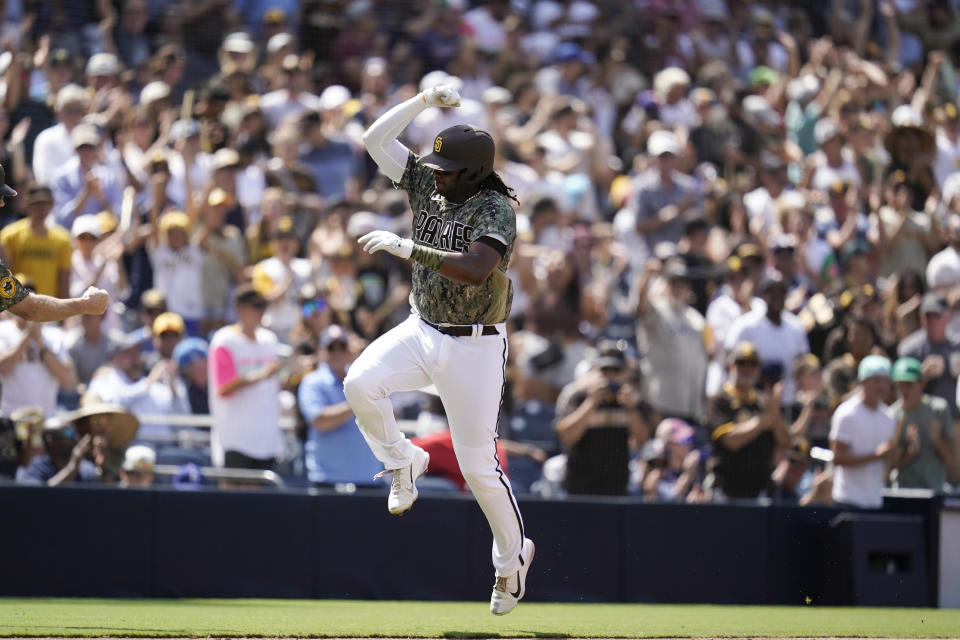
[505,455,544,494]
[507,400,559,452]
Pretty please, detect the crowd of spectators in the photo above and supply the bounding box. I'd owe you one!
[0,0,959,506]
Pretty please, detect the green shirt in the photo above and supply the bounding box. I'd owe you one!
[398,152,516,325]
[0,259,28,312]
[890,395,953,491]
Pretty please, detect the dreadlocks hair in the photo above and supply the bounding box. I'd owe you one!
[479,171,520,205]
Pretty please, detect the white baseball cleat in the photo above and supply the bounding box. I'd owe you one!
[490,537,535,615]
[377,447,430,516]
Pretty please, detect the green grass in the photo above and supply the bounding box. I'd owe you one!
[1,599,958,638]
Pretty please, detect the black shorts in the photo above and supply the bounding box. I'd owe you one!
[223,450,275,471]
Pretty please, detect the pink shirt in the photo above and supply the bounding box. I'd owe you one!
[207,325,283,465]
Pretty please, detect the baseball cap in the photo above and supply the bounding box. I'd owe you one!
[172,337,209,370]
[734,242,761,261]
[319,84,351,111]
[172,463,206,490]
[647,130,679,157]
[222,32,255,54]
[71,125,101,149]
[730,341,761,364]
[273,215,297,239]
[814,118,842,145]
[50,48,71,66]
[207,187,235,207]
[211,148,240,172]
[0,164,17,198]
[656,417,695,445]
[55,84,89,112]
[122,445,156,472]
[267,32,293,55]
[140,288,167,312]
[86,52,119,77]
[140,81,171,107]
[420,124,495,179]
[263,8,287,24]
[23,184,52,205]
[920,291,949,315]
[593,339,627,370]
[748,66,779,89]
[858,354,892,381]
[71,214,102,239]
[743,94,781,127]
[891,357,923,383]
[553,42,594,65]
[840,239,872,264]
[159,211,191,234]
[663,258,690,281]
[769,234,797,253]
[320,324,349,349]
[153,311,185,336]
[891,104,923,129]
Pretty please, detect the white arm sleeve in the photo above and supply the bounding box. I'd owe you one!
[361,94,429,183]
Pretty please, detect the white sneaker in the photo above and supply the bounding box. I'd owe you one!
[490,537,535,615]
[375,447,430,515]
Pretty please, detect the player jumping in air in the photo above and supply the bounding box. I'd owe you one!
[344,85,534,615]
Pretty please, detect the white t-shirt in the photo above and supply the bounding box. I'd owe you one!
[830,394,896,508]
[151,244,205,320]
[705,291,765,397]
[71,251,123,331]
[0,321,69,416]
[208,325,282,465]
[32,123,73,186]
[166,152,212,210]
[725,308,810,405]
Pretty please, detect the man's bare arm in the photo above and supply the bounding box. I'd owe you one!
[10,287,109,322]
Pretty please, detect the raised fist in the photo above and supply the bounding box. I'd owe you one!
[81,286,109,315]
[422,85,461,108]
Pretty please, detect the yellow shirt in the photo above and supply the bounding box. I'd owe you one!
[0,218,72,296]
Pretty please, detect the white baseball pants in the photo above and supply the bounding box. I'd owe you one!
[343,314,526,576]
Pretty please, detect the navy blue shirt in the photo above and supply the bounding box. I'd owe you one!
[18,454,100,485]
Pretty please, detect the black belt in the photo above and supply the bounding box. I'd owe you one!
[422,319,499,337]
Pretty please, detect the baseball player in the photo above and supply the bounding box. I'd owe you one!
[344,85,534,615]
[0,164,108,321]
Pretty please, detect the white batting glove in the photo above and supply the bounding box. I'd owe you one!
[358,230,414,260]
[422,85,461,108]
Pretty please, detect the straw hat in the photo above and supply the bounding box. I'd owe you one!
[67,403,139,449]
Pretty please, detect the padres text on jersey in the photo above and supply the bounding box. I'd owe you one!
[399,152,516,326]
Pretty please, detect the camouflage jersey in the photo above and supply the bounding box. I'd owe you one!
[0,260,28,312]
[398,152,516,326]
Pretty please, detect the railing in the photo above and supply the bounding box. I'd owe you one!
[152,464,285,488]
